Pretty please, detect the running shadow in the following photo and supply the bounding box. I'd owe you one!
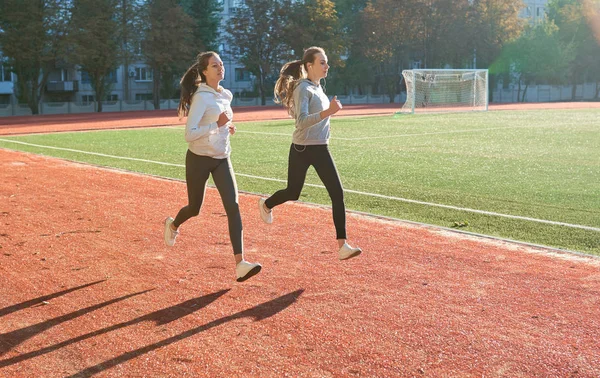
[0,289,229,367]
[67,289,304,378]
[0,288,152,356]
[0,280,106,318]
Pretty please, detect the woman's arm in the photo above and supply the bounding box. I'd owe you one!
[294,85,341,130]
[184,94,218,142]
[294,85,323,130]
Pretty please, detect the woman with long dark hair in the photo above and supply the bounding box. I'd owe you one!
[164,51,262,282]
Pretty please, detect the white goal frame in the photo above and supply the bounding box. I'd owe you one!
[401,69,489,114]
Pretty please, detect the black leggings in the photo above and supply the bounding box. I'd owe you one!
[265,144,347,240]
[173,150,243,255]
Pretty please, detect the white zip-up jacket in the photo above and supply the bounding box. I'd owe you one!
[185,83,233,159]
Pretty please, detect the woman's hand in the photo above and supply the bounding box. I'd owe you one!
[217,110,231,127]
[329,96,342,115]
[321,96,343,119]
[228,123,236,135]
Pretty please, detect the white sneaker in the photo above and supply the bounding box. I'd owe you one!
[258,198,273,224]
[164,217,179,246]
[236,260,262,282]
[339,243,362,260]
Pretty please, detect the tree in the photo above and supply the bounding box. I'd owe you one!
[141,0,196,109]
[226,0,289,105]
[281,0,345,94]
[413,0,473,68]
[359,0,414,102]
[468,0,524,100]
[0,0,66,114]
[491,21,573,101]
[283,0,343,62]
[116,0,145,102]
[547,0,600,99]
[68,0,120,112]
[179,0,222,52]
[331,0,371,95]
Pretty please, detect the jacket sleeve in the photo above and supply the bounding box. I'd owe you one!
[185,93,218,142]
[294,84,323,130]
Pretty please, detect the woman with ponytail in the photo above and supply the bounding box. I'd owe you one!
[258,46,362,261]
[164,51,262,282]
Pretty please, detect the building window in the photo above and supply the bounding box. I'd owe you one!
[106,94,118,101]
[235,68,251,82]
[80,70,117,84]
[106,70,118,83]
[81,95,95,104]
[135,93,153,100]
[135,67,153,81]
[537,7,543,17]
[81,71,91,84]
[1,65,12,82]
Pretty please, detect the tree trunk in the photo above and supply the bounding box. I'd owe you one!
[28,84,39,115]
[257,70,266,106]
[488,74,496,103]
[94,77,105,112]
[521,84,528,102]
[122,0,130,101]
[153,73,161,110]
[595,81,599,99]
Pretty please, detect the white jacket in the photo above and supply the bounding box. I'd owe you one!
[185,83,233,159]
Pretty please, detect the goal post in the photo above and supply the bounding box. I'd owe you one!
[401,69,489,114]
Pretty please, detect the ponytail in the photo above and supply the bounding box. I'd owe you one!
[273,60,305,114]
[178,63,200,117]
[273,46,326,115]
[178,51,219,118]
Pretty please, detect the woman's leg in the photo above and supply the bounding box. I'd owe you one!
[173,151,214,228]
[310,145,347,241]
[211,158,243,256]
[265,144,311,209]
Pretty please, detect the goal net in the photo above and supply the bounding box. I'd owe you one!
[401,69,488,114]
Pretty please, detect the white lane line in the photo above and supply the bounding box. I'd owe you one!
[235,124,557,141]
[1,138,598,232]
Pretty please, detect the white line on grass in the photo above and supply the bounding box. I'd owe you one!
[1,138,598,232]
[0,139,184,168]
[235,124,557,141]
[333,124,556,141]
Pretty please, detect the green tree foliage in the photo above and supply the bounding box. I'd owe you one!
[0,0,66,114]
[413,0,472,68]
[491,21,573,101]
[547,0,600,99]
[283,0,343,63]
[360,0,414,101]
[468,0,524,100]
[282,0,345,94]
[141,0,196,109]
[226,0,289,105]
[179,0,222,52]
[69,0,120,112]
[330,0,371,95]
[469,0,524,68]
[116,0,145,101]
[359,0,475,102]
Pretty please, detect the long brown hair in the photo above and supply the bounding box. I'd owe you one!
[273,46,325,114]
[178,51,219,117]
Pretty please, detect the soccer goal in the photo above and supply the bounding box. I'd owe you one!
[401,69,488,114]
